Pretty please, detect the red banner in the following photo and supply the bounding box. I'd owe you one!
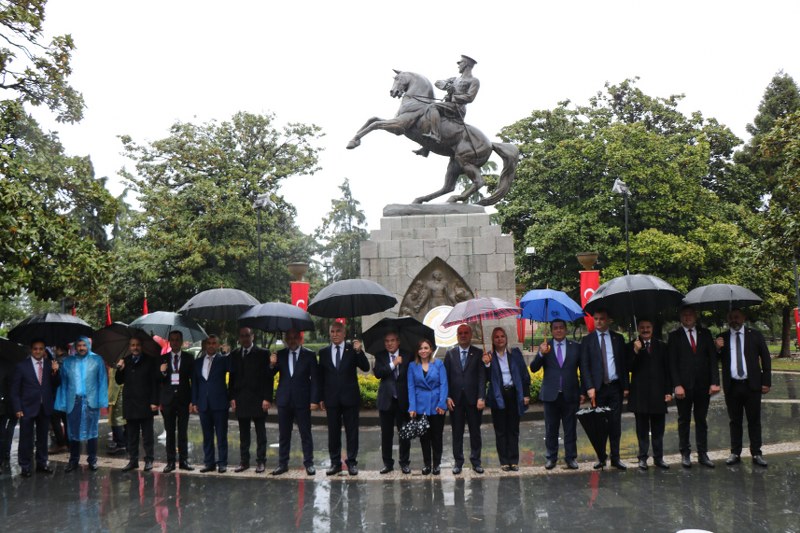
[795,308,800,349]
[105,303,112,326]
[291,281,310,341]
[516,297,526,343]
[580,270,600,333]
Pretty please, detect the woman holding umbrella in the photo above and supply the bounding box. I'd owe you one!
[485,327,530,472]
[407,339,448,475]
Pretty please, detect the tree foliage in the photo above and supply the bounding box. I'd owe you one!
[315,178,368,282]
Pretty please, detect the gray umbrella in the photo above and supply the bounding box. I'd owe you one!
[682,283,762,312]
[8,313,94,347]
[583,274,684,326]
[307,279,397,318]
[238,302,314,332]
[130,311,208,342]
[92,322,164,364]
[179,288,260,321]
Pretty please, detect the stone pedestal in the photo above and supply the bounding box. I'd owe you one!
[360,207,519,349]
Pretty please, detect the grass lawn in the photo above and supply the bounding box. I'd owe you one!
[771,357,800,371]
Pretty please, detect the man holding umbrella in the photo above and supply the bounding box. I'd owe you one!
[373,330,412,474]
[159,330,195,473]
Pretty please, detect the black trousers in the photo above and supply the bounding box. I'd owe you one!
[237,416,267,464]
[725,380,763,455]
[543,393,579,462]
[68,438,97,465]
[161,404,190,462]
[0,414,17,460]
[326,404,359,466]
[379,398,410,468]
[595,381,623,462]
[126,417,155,462]
[492,387,521,466]
[278,405,314,468]
[675,387,711,454]
[449,396,483,467]
[634,412,666,460]
[18,406,49,470]
[50,411,67,446]
[419,414,445,468]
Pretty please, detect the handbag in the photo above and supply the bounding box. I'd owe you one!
[399,414,430,441]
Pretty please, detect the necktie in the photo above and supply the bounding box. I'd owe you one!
[645,340,651,353]
[174,353,180,372]
[335,345,341,369]
[600,333,610,384]
[242,348,249,358]
[203,355,212,379]
[291,351,297,376]
[391,353,399,379]
[461,350,467,369]
[556,343,564,391]
[736,331,744,378]
[37,360,43,385]
[688,329,696,353]
[133,356,140,365]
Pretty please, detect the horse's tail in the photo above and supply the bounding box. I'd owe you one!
[478,143,520,206]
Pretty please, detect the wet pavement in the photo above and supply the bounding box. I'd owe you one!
[0,372,798,531]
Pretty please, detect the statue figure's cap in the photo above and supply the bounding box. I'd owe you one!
[460,55,477,66]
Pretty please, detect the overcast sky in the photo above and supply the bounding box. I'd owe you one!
[36,0,799,235]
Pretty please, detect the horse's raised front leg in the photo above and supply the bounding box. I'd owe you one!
[446,162,484,203]
[346,117,382,149]
[346,116,410,149]
[412,158,462,204]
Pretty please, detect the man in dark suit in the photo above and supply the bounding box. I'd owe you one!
[668,305,720,468]
[191,334,230,473]
[580,309,629,470]
[373,331,411,474]
[531,319,582,470]
[318,321,370,476]
[269,328,319,476]
[715,308,771,467]
[443,323,487,474]
[115,337,160,472]
[159,330,194,473]
[229,327,273,473]
[10,339,60,477]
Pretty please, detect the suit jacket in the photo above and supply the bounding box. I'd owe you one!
[229,345,273,418]
[11,357,60,417]
[530,338,582,403]
[373,349,411,412]
[0,363,15,416]
[407,359,448,415]
[580,329,629,393]
[718,327,771,393]
[273,346,319,408]
[443,345,486,405]
[191,353,230,412]
[159,350,194,408]
[667,326,719,391]
[626,338,671,414]
[115,354,160,420]
[486,348,531,416]
[317,343,370,407]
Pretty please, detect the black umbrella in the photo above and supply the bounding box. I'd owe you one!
[8,313,94,347]
[307,279,397,318]
[362,317,436,356]
[0,337,28,365]
[91,322,163,365]
[179,288,260,320]
[238,302,314,332]
[577,405,612,461]
[583,274,683,326]
[683,283,763,312]
[130,311,208,342]
[399,415,430,441]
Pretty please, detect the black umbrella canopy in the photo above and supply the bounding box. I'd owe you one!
[8,313,94,347]
[130,312,208,342]
[92,322,163,365]
[683,283,763,312]
[583,274,684,325]
[307,279,397,318]
[238,302,314,333]
[577,405,612,460]
[179,288,260,321]
[362,316,436,356]
[0,337,28,365]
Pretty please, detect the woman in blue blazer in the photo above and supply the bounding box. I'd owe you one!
[486,327,530,471]
[407,339,448,475]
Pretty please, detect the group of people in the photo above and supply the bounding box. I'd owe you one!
[1,302,771,477]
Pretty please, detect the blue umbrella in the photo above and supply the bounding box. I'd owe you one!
[519,289,585,322]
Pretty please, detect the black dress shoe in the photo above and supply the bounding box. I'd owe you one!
[432,466,441,475]
[452,465,462,475]
[473,465,484,474]
[271,465,288,476]
[255,462,266,474]
[401,465,411,474]
[36,465,54,474]
[234,464,250,473]
[725,453,741,466]
[88,463,98,471]
[638,459,648,471]
[566,459,579,470]
[122,461,139,472]
[347,465,358,476]
[65,463,79,473]
[544,459,556,470]
[217,466,227,473]
[752,455,768,467]
[421,466,431,475]
[179,461,194,471]
[653,458,670,470]
[681,454,692,468]
[501,465,511,472]
[306,466,316,476]
[611,459,628,471]
[21,469,32,478]
[593,461,606,470]
[379,465,394,474]
[143,461,154,472]
[163,463,176,473]
[698,453,715,468]
[199,465,216,473]
[510,464,519,472]
[326,464,342,476]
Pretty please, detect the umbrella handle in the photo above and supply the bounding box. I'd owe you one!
[590,396,596,409]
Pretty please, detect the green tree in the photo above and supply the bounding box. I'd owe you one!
[315,178,368,282]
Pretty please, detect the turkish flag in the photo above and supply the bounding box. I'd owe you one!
[794,308,800,348]
[105,303,112,326]
[291,281,310,341]
[143,296,149,316]
[580,270,600,333]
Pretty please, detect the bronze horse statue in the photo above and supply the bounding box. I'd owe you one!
[346,70,518,205]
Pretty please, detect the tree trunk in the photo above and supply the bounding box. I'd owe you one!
[779,306,792,357]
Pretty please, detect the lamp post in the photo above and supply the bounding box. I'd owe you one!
[612,178,631,275]
[525,246,536,287]
[252,193,277,303]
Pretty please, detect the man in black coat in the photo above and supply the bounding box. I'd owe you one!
[531,319,582,470]
[626,319,672,471]
[115,338,160,472]
[10,339,60,476]
[269,328,319,476]
[580,309,629,470]
[318,321,370,476]
[373,331,412,474]
[715,308,771,467]
[668,305,720,468]
[159,330,194,473]
[443,323,487,475]
[229,327,273,473]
